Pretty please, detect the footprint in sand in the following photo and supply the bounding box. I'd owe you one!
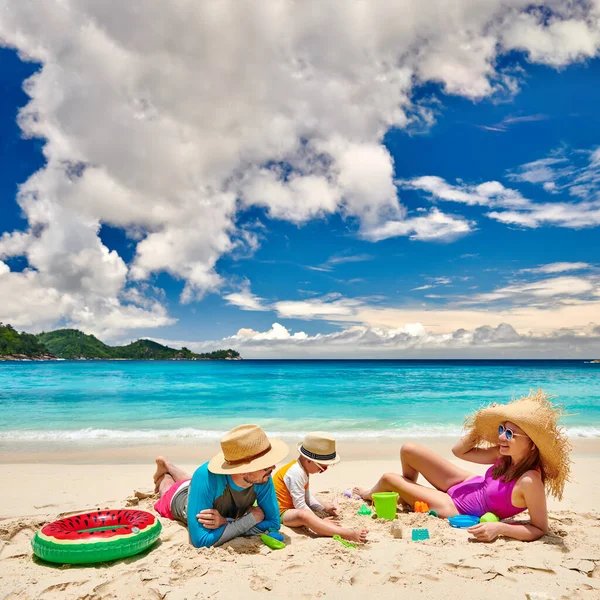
[446,561,501,581]
[249,573,274,591]
[39,580,86,599]
[508,564,556,576]
[91,572,153,599]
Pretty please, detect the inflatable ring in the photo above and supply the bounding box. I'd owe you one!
[32,509,162,564]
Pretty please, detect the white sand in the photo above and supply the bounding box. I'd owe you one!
[1,440,599,599]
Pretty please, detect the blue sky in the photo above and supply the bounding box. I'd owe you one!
[1,2,600,357]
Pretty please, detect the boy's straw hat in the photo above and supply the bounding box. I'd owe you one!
[298,432,341,465]
[464,390,572,499]
[208,424,289,474]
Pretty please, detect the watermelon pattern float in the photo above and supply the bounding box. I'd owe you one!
[32,509,162,564]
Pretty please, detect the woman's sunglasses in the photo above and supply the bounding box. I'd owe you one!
[498,424,527,441]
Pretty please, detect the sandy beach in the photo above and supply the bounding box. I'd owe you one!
[1,439,599,599]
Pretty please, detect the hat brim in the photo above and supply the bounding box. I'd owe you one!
[208,438,289,475]
[297,442,341,465]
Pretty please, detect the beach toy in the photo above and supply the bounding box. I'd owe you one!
[32,509,161,564]
[372,492,399,520]
[357,504,372,516]
[428,510,438,518]
[261,533,285,550]
[266,531,285,542]
[343,490,353,498]
[479,512,499,523]
[333,534,356,549]
[448,515,480,529]
[411,528,430,541]
[414,501,429,513]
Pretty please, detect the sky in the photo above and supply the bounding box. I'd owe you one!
[1,1,600,358]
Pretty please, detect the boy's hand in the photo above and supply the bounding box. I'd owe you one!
[323,516,341,526]
[323,503,339,517]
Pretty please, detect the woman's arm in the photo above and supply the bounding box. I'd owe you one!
[468,471,548,542]
[452,432,501,464]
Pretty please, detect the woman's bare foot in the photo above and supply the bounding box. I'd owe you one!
[353,486,372,501]
[345,528,369,543]
[153,456,170,492]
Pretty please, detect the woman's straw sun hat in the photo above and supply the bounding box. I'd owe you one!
[464,389,572,499]
[208,424,289,474]
[298,432,341,465]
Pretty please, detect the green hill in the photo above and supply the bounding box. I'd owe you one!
[35,328,240,360]
[0,324,240,360]
[0,323,49,357]
[38,329,113,359]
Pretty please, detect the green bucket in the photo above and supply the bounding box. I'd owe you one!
[372,492,399,520]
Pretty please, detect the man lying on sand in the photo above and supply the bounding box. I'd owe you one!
[355,391,571,542]
[153,424,289,547]
[273,432,368,543]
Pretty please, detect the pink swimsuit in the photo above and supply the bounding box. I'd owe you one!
[447,464,525,520]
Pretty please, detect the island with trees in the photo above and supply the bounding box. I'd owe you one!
[0,323,241,361]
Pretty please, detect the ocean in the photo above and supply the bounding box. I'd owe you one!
[1,360,599,451]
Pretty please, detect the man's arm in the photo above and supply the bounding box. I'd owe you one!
[254,477,281,532]
[186,464,229,548]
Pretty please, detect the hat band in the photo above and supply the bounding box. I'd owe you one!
[300,446,336,462]
[224,443,272,466]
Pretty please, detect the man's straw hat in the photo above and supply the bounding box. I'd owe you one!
[464,390,572,499]
[208,424,289,475]
[297,432,340,465]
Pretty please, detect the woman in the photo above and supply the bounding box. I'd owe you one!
[355,390,571,542]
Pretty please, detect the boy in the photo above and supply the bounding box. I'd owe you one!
[273,432,368,543]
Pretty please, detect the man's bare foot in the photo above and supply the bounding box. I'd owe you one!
[352,486,372,502]
[345,528,369,543]
[153,456,170,492]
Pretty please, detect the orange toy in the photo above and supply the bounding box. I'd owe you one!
[414,501,429,513]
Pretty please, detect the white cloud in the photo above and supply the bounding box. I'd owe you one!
[487,200,600,229]
[306,252,373,272]
[223,282,269,312]
[235,322,308,342]
[477,113,550,133]
[508,147,600,200]
[273,294,363,320]
[411,284,434,291]
[0,267,173,337]
[365,208,474,242]
[465,276,597,304]
[1,1,600,331]
[402,169,600,229]
[501,11,600,67]
[519,262,592,274]
[326,253,374,266]
[173,320,600,358]
[399,176,529,208]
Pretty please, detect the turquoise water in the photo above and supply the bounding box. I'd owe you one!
[1,360,599,449]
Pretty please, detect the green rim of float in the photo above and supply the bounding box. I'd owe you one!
[32,509,162,564]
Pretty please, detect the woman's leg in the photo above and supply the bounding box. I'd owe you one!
[354,442,475,509]
[399,442,476,490]
[282,509,368,543]
[355,473,460,518]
